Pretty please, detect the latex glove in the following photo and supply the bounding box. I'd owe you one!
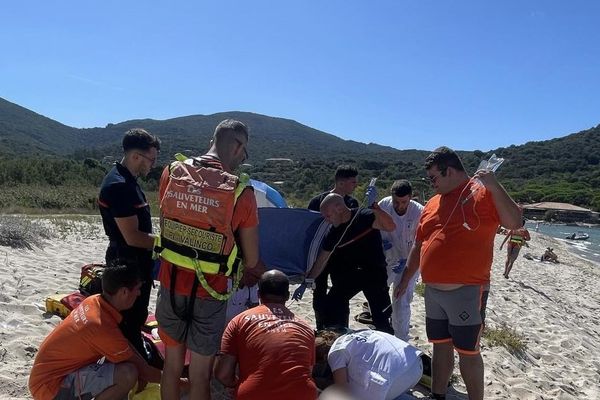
[365,186,378,206]
[292,278,314,301]
[392,259,407,274]
[382,240,393,251]
[152,258,161,281]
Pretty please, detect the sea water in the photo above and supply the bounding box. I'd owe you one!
[525,222,600,264]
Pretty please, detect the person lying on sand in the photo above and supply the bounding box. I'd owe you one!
[523,248,559,263]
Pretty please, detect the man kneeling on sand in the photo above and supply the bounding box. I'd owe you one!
[29,262,164,400]
[314,329,423,399]
[215,270,318,399]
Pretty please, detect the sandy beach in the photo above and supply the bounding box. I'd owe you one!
[0,215,599,399]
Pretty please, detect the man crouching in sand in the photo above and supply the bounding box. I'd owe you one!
[29,262,165,400]
[215,270,318,399]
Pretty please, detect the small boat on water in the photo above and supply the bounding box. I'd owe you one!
[565,232,590,240]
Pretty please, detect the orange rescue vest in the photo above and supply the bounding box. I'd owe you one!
[156,155,249,299]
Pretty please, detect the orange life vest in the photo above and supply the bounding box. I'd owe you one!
[156,155,248,280]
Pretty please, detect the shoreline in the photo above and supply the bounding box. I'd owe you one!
[0,217,599,399]
[527,222,600,265]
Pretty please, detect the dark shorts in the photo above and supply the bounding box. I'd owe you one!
[155,286,226,356]
[507,243,522,261]
[425,284,489,354]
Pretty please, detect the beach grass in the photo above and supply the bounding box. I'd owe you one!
[483,322,527,354]
[0,185,159,215]
[0,216,54,249]
[414,282,425,297]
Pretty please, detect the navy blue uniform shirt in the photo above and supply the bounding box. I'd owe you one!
[98,162,153,249]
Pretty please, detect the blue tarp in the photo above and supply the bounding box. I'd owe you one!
[258,208,330,278]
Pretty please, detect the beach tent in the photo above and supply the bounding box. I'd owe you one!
[250,179,287,208]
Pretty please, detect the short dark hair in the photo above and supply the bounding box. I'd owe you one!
[424,146,465,175]
[214,119,249,140]
[258,270,289,300]
[334,165,358,181]
[391,179,412,197]
[102,261,141,296]
[122,128,161,153]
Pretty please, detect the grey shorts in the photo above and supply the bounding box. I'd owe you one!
[425,284,489,354]
[54,362,115,400]
[155,286,227,356]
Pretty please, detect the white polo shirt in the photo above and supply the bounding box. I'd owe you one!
[328,330,422,400]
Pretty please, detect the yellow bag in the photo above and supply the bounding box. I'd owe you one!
[44,294,71,319]
[129,383,160,400]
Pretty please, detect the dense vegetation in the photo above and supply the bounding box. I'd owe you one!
[1,96,599,211]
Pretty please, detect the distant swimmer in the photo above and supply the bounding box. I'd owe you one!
[499,223,531,279]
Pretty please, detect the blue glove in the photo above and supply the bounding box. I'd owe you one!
[392,259,407,274]
[292,283,307,301]
[366,186,378,206]
[291,278,314,301]
[152,258,161,281]
[382,240,393,251]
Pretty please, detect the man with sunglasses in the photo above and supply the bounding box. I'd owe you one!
[98,128,161,362]
[394,147,521,400]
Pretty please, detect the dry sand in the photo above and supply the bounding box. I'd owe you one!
[0,215,599,399]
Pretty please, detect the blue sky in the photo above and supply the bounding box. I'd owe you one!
[1,1,599,151]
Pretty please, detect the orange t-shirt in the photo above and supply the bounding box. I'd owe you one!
[220,304,317,400]
[157,159,259,297]
[416,181,500,284]
[29,295,132,400]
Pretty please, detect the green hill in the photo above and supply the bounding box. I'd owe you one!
[0,97,81,155]
[74,111,421,165]
[0,96,599,211]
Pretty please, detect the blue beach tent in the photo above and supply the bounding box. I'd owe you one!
[249,179,287,208]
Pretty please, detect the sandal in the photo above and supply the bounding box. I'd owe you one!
[354,311,373,325]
